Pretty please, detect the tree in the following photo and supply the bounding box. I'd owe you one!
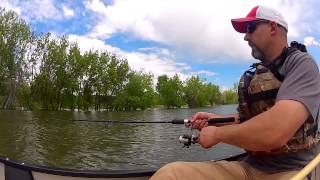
[32,35,70,110]
[80,50,99,111]
[103,55,130,111]
[221,84,238,104]
[122,71,155,110]
[16,82,34,110]
[204,83,221,106]
[183,76,207,108]
[156,74,184,108]
[63,42,83,110]
[0,8,35,109]
[0,7,238,111]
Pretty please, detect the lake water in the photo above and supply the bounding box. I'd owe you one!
[0,104,243,170]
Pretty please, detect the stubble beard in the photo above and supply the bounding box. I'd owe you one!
[249,43,265,62]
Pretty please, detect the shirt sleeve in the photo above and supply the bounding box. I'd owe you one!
[276,52,320,120]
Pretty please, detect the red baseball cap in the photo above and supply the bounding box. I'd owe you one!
[231,5,288,33]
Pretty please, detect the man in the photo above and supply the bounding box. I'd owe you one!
[150,5,320,180]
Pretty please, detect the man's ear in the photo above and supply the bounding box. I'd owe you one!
[270,22,277,35]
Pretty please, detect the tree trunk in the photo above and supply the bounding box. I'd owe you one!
[2,78,17,109]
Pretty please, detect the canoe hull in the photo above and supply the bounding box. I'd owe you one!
[0,154,246,180]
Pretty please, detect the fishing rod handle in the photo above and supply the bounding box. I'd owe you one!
[172,117,235,125]
[207,117,236,125]
[171,119,190,124]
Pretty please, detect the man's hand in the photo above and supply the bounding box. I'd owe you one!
[198,126,220,149]
[191,112,239,129]
[191,112,212,129]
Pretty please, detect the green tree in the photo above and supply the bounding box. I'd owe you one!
[81,50,99,111]
[63,42,83,110]
[32,35,70,110]
[183,76,207,108]
[103,55,130,110]
[204,83,221,106]
[122,72,155,110]
[221,84,238,104]
[156,74,184,108]
[16,82,34,110]
[0,8,35,109]
[0,7,240,111]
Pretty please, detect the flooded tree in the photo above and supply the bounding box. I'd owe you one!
[0,8,35,109]
[0,7,235,111]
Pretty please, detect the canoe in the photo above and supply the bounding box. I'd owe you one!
[0,153,246,180]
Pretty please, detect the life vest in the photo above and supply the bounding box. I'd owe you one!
[237,42,319,155]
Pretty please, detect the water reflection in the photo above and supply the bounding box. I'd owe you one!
[0,105,243,170]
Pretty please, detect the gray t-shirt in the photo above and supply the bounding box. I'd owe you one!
[244,50,320,173]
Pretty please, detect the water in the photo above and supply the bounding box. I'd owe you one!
[0,105,244,170]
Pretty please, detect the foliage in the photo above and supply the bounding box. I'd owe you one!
[221,83,238,104]
[121,71,155,110]
[0,7,239,111]
[0,8,35,109]
[156,75,184,108]
[183,76,204,108]
[183,76,223,108]
[204,83,221,106]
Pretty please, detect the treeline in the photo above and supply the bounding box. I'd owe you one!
[0,8,238,111]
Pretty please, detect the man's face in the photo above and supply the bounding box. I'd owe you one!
[244,20,270,62]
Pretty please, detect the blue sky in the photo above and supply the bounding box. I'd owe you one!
[2,0,320,90]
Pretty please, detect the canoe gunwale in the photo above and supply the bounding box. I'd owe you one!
[0,156,156,178]
[0,153,246,178]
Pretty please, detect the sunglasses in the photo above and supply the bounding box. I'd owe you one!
[246,20,270,34]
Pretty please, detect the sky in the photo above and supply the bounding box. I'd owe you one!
[2,0,320,90]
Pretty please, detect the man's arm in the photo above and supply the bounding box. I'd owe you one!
[199,99,309,151]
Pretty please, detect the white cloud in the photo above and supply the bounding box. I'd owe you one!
[191,70,216,77]
[88,24,116,39]
[1,0,21,14]
[68,34,119,54]
[62,5,75,18]
[3,0,320,88]
[85,0,107,13]
[125,51,190,81]
[18,0,62,21]
[304,37,320,47]
[84,0,320,63]
[2,0,82,21]
[138,47,173,58]
[67,34,193,81]
[5,0,319,64]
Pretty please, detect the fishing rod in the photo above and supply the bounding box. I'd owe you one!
[73,117,236,148]
[73,117,235,125]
